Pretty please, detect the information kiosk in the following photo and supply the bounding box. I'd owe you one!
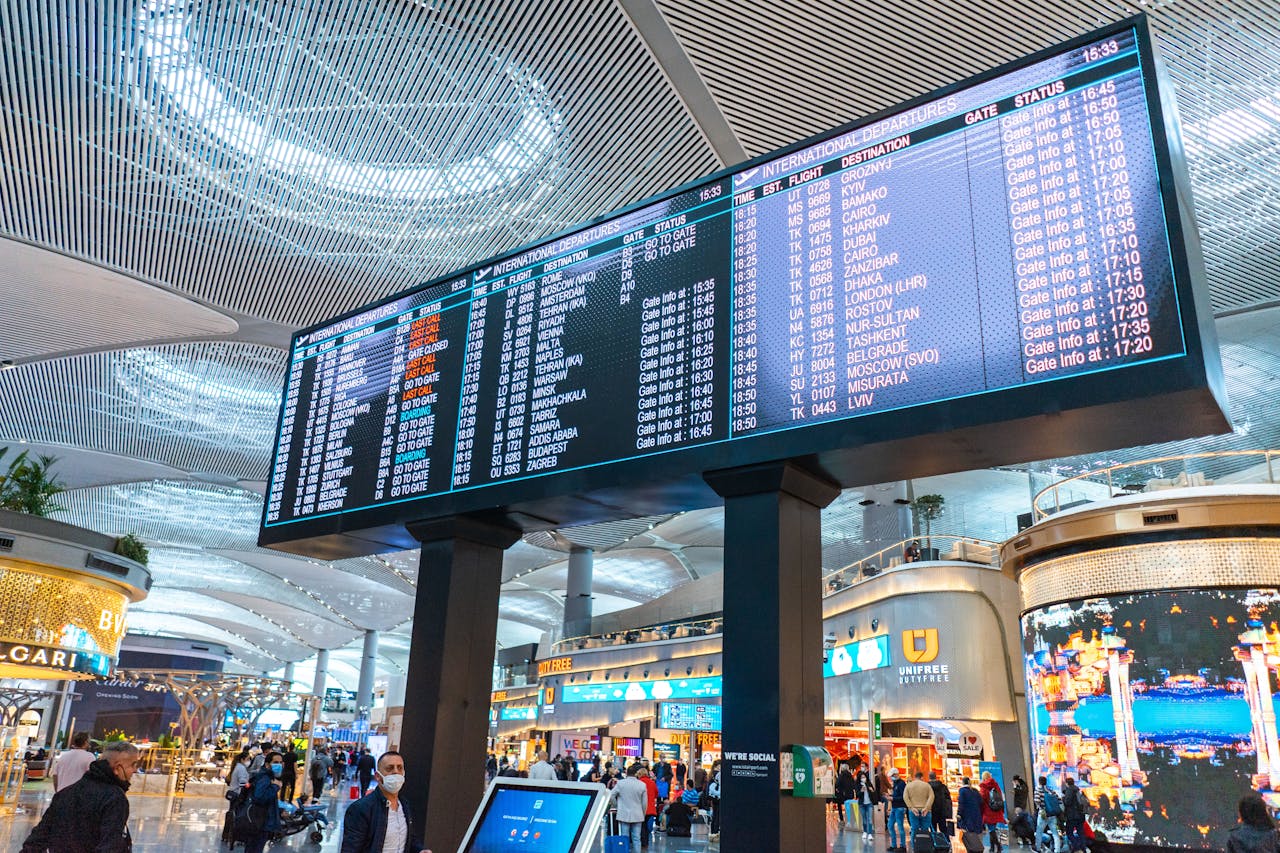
[456,778,611,853]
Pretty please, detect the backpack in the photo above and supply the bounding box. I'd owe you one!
[230,786,268,841]
[987,785,1005,813]
[1044,789,1062,816]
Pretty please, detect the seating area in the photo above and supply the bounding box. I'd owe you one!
[564,618,724,651]
[1144,471,1214,491]
[941,539,998,564]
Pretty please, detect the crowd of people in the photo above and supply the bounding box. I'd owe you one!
[829,763,1110,853]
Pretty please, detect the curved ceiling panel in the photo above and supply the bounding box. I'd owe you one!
[0,238,237,362]
[660,0,1280,314]
[0,0,718,326]
[0,343,284,481]
[57,480,263,549]
[215,549,415,630]
[129,588,314,661]
[125,612,281,672]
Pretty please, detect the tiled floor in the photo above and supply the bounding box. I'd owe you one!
[0,783,992,851]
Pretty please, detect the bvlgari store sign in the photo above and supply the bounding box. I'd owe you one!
[0,640,111,676]
[0,559,131,679]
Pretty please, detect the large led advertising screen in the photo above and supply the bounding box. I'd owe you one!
[261,16,1225,555]
[1023,587,1280,849]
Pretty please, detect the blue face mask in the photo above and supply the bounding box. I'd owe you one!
[270,763,283,777]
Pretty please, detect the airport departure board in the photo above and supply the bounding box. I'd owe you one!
[262,20,1207,547]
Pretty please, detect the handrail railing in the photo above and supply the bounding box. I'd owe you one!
[1031,450,1280,522]
[820,535,1001,595]
[552,615,723,655]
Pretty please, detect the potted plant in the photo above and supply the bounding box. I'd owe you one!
[0,447,66,517]
[114,533,149,566]
[911,494,945,559]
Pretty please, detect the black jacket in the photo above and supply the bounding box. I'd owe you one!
[357,753,377,778]
[21,759,132,853]
[1061,783,1088,821]
[929,779,953,821]
[341,788,423,853]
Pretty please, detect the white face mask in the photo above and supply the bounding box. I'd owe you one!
[380,773,405,794]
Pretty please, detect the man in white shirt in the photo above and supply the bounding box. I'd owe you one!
[527,750,558,781]
[339,750,431,853]
[50,733,95,792]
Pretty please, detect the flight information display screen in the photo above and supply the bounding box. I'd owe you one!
[262,20,1197,544]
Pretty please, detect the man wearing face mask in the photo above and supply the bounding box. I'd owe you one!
[341,751,432,853]
[20,740,140,852]
[240,750,290,853]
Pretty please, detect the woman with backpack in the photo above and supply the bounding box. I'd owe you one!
[979,771,1006,853]
[236,750,287,853]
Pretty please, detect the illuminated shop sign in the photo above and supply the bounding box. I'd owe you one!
[537,657,574,677]
[823,634,891,678]
[0,560,131,679]
[0,641,111,677]
[899,627,949,684]
[561,676,722,704]
[659,702,722,731]
[500,706,538,721]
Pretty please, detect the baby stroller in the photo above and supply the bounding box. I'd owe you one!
[274,798,329,844]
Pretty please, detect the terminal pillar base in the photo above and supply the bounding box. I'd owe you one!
[402,516,521,852]
[706,461,840,853]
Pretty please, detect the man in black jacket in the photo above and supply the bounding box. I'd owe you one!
[356,748,377,795]
[21,740,140,853]
[341,751,431,853]
[928,771,953,843]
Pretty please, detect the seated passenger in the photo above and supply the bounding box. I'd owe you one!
[664,800,693,836]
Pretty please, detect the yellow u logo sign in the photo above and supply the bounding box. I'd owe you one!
[902,628,939,663]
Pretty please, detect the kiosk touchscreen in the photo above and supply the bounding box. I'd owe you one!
[457,777,611,853]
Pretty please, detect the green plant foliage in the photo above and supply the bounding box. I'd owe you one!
[911,493,946,546]
[0,447,66,516]
[114,533,150,565]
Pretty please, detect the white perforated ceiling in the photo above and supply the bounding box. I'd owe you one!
[0,0,1277,681]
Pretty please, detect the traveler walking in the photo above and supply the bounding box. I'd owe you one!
[675,759,687,788]
[857,760,878,842]
[1034,775,1063,853]
[878,765,894,836]
[50,732,95,792]
[1012,775,1029,812]
[485,752,498,782]
[527,750,557,780]
[889,768,908,852]
[281,744,299,802]
[957,777,985,853]
[238,751,289,853]
[356,748,376,794]
[610,765,648,851]
[332,747,347,786]
[980,771,1006,853]
[836,763,859,830]
[639,768,658,848]
[929,771,953,845]
[341,750,432,852]
[310,747,333,800]
[1060,777,1088,852]
[1228,792,1279,853]
[707,764,721,842]
[20,741,140,853]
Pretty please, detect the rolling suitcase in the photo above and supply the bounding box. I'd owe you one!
[913,827,936,853]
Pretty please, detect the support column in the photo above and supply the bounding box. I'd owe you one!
[402,515,520,852]
[862,481,912,569]
[357,630,379,718]
[562,546,594,639]
[303,649,329,799]
[283,662,296,686]
[705,461,839,853]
